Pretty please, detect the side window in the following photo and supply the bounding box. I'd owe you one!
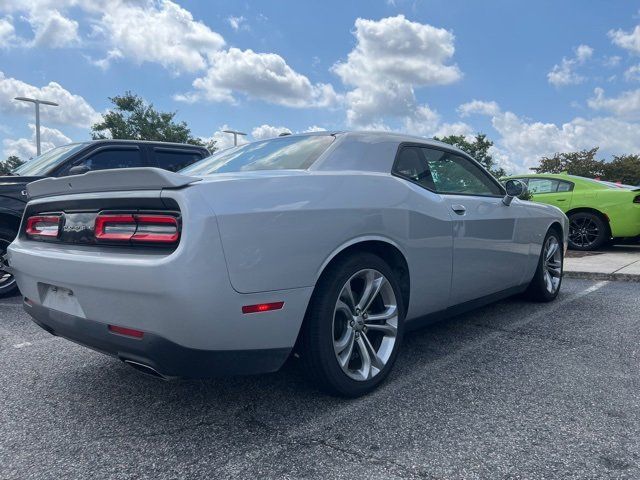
[421,148,502,196]
[60,148,145,175]
[557,180,573,192]
[528,178,559,194]
[154,150,203,172]
[393,146,436,190]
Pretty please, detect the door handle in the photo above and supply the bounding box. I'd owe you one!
[555,199,566,202]
[451,204,466,215]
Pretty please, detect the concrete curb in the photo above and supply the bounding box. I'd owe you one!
[563,271,640,282]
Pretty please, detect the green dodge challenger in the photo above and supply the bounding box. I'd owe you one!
[504,173,640,250]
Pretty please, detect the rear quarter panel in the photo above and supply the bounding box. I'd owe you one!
[192,172,454,319]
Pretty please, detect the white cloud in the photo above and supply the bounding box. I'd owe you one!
[3,123,71,159]
[333,15,461,90]
[547,44,593,87]
[0,71,100,127]
[179,48,340,107]
[587,87,640,118]
[227,15,246,31]
[251,124,292,140]
[0,1,225,72]
[332,15,461,129]
[457,100,501,117]
[0,2,79,48]
[94,0,225,73]
[303,125,327,133]
[30,9,79,47]
[0,15,16,46]
[609,25,640,54]
[624,64,640,82]
[459,99,640,171]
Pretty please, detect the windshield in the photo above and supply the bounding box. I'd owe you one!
[13,143,87,176]
[180,135,334,176]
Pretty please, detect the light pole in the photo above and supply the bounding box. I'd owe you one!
[14,96,59,156]
[222,129,247,146]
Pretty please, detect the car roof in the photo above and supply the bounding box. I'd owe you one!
[87,139,208,148]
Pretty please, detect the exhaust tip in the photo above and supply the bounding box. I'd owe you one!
[122,359,167,380]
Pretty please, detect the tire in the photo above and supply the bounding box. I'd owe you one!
[568,212,608,250]
[301,252,405,397]
[526,229,563,302]
[0,226,19,298]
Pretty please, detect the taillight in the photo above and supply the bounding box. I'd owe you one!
[25,215,61,238]
[95,214,137,241]
[95,213,179,244]
[634,194,640,204]
[132,215,180,243]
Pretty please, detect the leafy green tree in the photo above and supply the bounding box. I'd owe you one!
[434,133,506,178]
[0,155,24,175]
[91,92,215,152]
[602,154,640,186]
[531,148,604,178]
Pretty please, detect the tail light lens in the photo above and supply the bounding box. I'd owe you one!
[95,214,137,241]
[132,215,180,243]
[25,215,61,238]
[95,213,180,244]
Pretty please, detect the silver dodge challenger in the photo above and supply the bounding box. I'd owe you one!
[6,132,568,397]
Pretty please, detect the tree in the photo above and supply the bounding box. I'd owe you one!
[0,155,24,175]
[531,148,604,178]
[602,154,640,186]
[434,133,506,178]
[91,92,215,151]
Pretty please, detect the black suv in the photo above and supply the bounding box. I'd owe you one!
[0,139,210,296]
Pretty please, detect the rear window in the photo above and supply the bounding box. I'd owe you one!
[154,149,203,172]
[180,135,334,176]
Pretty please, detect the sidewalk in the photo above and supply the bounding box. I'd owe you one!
[564,244,640,282]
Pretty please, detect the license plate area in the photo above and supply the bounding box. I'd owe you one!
[39,284,86,318]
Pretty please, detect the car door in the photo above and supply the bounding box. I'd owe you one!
[526,177,574,213]
[420,147,530,305]
[55,145,147,176]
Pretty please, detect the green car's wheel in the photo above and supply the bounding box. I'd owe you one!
[568,212,608,251]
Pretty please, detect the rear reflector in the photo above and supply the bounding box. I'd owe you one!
[108,324,144,339]
[25,215,61,238]
[95,213,179,244]
[242,302,285,314]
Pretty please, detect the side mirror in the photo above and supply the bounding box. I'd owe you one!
[68,165,90,176]
[503,179,527,206]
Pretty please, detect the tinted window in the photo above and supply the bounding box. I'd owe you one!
[421,148,502,196]
[60,148,145,175]
[154,150,202,172]
[180,135,335,175]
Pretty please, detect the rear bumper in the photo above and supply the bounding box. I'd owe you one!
[25,300,291,378]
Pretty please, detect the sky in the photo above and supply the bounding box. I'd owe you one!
[1,0,640,173]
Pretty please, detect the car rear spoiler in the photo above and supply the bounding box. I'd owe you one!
[27,167,201,199]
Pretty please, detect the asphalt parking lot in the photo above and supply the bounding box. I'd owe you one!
[1,278,638,480]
